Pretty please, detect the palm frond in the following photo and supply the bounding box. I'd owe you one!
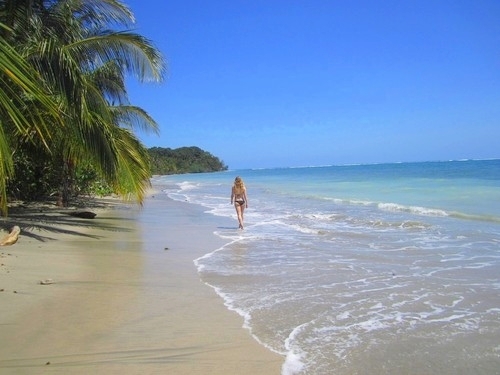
[53,0,135,29]
[110,126,152,203]
[68,32,166,82]
[111,105,159,134]
[0,32,62,214]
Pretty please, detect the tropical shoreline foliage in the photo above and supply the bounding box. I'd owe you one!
[148,146,228,175]
[0,0,165,214]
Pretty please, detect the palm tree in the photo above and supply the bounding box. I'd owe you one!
[0,28,63,214]
[0,0,165,208]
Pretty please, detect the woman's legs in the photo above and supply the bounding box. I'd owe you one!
[235,204,244,229]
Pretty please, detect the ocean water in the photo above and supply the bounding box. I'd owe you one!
[151,160,500,375]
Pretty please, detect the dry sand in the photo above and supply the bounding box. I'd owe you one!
[0,194,283,374]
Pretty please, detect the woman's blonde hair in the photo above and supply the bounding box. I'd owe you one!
[234,176,245,190]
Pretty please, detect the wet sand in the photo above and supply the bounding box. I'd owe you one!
[0,193,283,374]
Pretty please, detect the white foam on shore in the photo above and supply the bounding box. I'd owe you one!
[281,323,307,375]
[378,202,449,217]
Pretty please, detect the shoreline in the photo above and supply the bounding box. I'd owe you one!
[0,193,283,374]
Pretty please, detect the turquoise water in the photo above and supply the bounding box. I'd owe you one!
[152,160,500,374]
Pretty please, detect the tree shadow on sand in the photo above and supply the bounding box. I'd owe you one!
[0,199,134,242]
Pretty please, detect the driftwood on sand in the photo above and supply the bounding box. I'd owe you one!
[67,211,97,219]
[0,226,21,246]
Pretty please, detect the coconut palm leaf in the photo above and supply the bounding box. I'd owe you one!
[67,32,165,82]
[0,32,62,214]
[111,105,159,135]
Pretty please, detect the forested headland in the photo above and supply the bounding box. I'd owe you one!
[148,147,228,175]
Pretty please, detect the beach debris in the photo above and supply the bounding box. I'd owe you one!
[0,226,21,246]
[68,211,97,219]
[39,279,55,285]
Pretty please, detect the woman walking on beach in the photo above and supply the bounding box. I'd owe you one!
[231,176,248,229]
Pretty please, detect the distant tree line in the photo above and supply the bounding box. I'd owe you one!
[148,147,228,175]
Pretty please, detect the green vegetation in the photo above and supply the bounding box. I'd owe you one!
[0,0,165,214]
[148,146,228,175]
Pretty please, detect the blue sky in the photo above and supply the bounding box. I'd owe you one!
[124,0,500,169]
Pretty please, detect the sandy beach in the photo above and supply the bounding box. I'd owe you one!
[0,193,283,374]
